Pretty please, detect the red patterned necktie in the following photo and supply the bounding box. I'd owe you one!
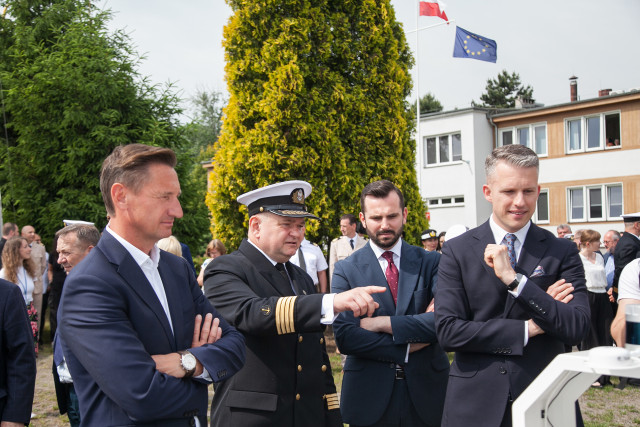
[382,251,398,304]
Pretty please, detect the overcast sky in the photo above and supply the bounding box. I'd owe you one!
[98,0,640,113]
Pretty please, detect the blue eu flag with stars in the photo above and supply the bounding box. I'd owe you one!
[453,26,497,63]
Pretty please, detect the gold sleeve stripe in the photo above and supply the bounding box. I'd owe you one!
[275,296,297,335]
[325,393,340,410]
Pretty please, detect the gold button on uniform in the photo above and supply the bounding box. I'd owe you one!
[321,365,327,372]
[320,337,324,344]
[297,365,302,372]
[298,336,303,343]
[296,394,301,400]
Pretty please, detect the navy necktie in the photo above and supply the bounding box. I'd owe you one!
[503,233,517,269]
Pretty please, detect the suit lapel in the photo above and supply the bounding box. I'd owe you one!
[100,233,175,349]
[396,242,420,315]
[517,224,548,277]
[239,240,295,297]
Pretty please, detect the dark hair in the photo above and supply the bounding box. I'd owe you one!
[360,180,405,213]
[55,224,101,249]
[100,144,177,216]
[340,214,357,225]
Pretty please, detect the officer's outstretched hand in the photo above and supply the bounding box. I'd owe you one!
[333,286,386,317]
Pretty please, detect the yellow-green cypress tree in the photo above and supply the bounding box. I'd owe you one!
[209,0,427,251]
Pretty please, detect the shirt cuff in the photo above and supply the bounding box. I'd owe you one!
[523,321,529,347]
[321,294,337,324]
[195,366,212,382]
[508,275,528,297]
[404,344,410,363]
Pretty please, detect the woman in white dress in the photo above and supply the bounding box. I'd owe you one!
[578,229,613,387]
[1,236,39,354]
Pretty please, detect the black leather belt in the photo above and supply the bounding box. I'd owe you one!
[395,366,405,379]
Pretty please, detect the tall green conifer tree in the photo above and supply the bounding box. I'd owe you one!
[209,0,426,251]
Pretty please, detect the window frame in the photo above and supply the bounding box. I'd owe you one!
[426,195,465,208]
[533,188,549,224]
[567,183,623,222]
[498,122,547,156]
[423,132,463,166]
[564,111,621,154]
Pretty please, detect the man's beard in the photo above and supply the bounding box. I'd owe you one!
[367,226,403,250]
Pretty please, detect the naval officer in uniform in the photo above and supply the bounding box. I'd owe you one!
[204,180,386,427]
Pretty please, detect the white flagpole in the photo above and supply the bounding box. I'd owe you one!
[411,2,455,203]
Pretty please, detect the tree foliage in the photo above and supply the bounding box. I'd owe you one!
[410,92,443,117]
[0,0,205,250]
[208,0,427,252]
[477,69,534,108]
[183,89,226,158]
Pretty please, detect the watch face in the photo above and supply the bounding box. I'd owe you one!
[182,353,196,371]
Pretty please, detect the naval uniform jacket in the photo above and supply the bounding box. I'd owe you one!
[613,232,640,297]
[204,239,342,427]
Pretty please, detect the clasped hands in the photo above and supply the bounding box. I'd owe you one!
[151,313,222,378]
[484,243,575,338]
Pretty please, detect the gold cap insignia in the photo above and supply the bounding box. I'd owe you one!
[292,188,305,205]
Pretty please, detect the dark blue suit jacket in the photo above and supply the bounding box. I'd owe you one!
[0,279,37,424]
[332,241,450,426]
[59,231,245,426]
[435,221,590,427]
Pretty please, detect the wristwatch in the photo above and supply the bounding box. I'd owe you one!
[179,350,197,378]
[506,274,523,291]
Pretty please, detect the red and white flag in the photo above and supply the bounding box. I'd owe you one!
[419,0,449,22]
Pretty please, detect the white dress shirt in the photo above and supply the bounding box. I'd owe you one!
[106,226,174,334]
[368,238,411,362]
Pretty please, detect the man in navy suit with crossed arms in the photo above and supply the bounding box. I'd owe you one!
[59,144,245,426]
[332,179,449,427]
[435,144,590,427]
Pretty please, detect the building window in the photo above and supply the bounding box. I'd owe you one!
[534,189,549,224]
[607,185,623,218]
[567,119,582,152]
[565,112,621,153]
[605,113,621,147]
[427,195,464,208]
[499,123,547,156]
[500,129,513,145]
[534,124,547,156]
[423,133,462,165]
[567,184,623,222]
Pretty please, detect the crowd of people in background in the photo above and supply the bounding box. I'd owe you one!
[2,143,640,427]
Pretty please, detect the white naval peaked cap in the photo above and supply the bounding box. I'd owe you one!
[63,219,95,226]
[237,180,319,220]
[621,212,640,222]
